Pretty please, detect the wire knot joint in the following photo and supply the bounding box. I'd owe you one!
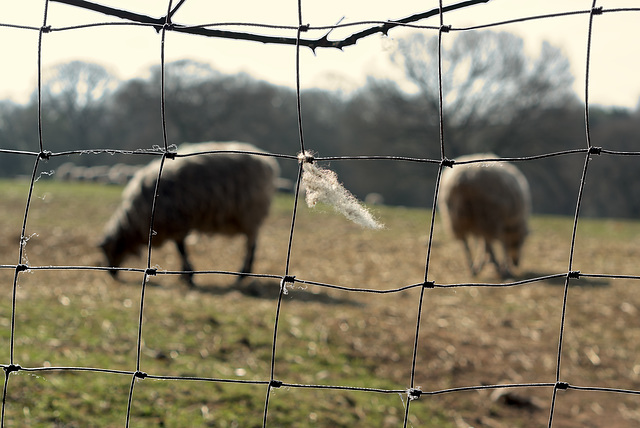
[4,364,21,374]
[297,151,315,164]
[135,371,148,379]
[441,158,454,168]
[408,387,422,401]
[270,379,283,388]
[280,275,296,295]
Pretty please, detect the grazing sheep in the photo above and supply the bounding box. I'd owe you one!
[107,163,141,185]
[99,141,280,286]
[438,153,531,278]
[56,162,77,181]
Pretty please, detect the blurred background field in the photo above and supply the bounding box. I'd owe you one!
[1,179,640,427]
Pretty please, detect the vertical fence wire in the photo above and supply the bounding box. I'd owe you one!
[547,2,601,426]
[263,1,310,423]
[126,2,175,426]
[2,0,51,425]
[403,2,449,425]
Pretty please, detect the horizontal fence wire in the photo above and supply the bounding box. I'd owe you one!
[1,0,640,427]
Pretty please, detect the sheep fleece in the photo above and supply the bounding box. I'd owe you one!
[102,141,279,259]
[438,153,531,248]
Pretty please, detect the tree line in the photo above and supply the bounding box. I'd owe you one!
[0,31,639,218]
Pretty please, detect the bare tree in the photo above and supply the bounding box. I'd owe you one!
[37,61,119,156]
[391,31,578,128]
[40,61,118,113]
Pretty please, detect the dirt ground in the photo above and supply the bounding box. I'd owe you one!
[2,182,640,426]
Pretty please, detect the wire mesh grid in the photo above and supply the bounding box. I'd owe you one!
[1,0,640,426]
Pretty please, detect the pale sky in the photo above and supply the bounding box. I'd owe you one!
[1,0,639,108]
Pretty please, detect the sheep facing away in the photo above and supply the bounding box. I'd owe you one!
[99,142,280,286]
[438,153,531,278]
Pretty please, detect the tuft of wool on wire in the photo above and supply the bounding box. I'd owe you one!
[299,152,383,229]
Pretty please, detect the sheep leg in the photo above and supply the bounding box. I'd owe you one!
[474,238,490,274]
[462,239,478,276]
[238,235,257,279]
[485,241,498,269]
[175,239,195,287]
[486,241,510,278]
[498,242,515,279]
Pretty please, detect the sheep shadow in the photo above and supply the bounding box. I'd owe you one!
[458,268,609,288]
[109,271,363,306]
[515,270,610,288]
[192,277,363,307]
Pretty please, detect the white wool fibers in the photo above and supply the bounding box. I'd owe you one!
[299,154,383,230]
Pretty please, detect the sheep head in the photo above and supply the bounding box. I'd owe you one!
[503,223,528,268]
[99,231,136,279]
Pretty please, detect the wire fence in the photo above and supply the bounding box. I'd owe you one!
[1,0,640,426]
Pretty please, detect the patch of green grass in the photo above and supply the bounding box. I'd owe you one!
[1,178,640,426]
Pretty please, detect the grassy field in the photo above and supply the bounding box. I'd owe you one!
[1,178,640,427]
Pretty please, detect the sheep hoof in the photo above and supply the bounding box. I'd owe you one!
[469,265,480,277]
[493,263,513,279]
[181,273,196,288]
[500,270,515,280]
